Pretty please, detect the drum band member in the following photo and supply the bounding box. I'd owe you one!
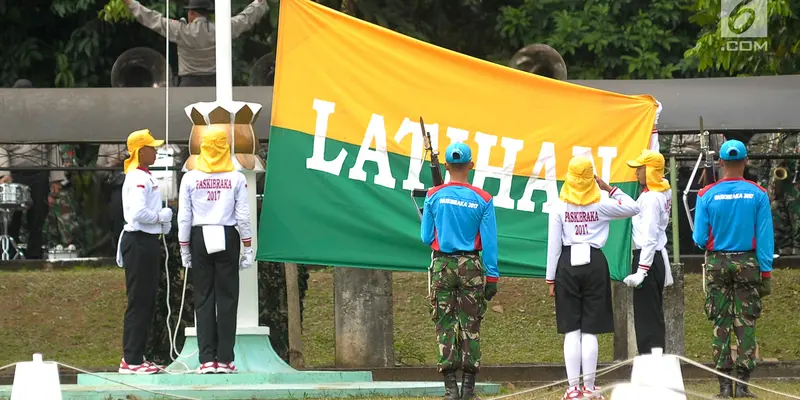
[0,79,66,259]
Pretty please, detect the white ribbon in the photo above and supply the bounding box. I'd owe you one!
[570,243,591,266]
[202,225,226,254]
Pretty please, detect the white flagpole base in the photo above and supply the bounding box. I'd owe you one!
[11,353,62,400]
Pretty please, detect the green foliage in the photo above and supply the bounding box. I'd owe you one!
[0,0,276,88]
[98,0,135,23]
[1,0,797,88]
[684,0,799,75]
[495,0,701,79]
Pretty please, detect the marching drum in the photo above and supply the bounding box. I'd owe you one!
[0,183,32,210]
[0,183,31,261]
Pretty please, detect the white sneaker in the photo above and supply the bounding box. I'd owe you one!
[216,362,237,374]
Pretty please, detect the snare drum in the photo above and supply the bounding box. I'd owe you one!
[0,183,32,210]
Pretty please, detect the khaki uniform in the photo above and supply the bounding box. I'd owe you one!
[127,0,269,79]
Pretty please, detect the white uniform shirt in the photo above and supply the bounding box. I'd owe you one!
[545,187,641,282]
[632,186,672,270]
[177,170,251,245]
[122,168,164,235]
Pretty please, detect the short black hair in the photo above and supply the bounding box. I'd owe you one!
[722,158,746,168]
[447,162,471,171]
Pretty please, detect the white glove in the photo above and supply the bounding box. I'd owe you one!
[158,207,173,223]
[654,100,663,125]
[623,269,648,287]
[180,245,192,268]
[161,222,171,235]
[239,246,254,270]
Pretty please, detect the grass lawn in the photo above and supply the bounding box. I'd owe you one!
[1,267,800,370]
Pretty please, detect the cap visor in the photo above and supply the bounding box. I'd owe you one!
[626,160,643,168]
[149,139,165,147]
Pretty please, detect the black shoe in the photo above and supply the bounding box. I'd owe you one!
[735,368,757,398]
[442,369,460,400]
[714,370,733,399]
[461,371,479,400]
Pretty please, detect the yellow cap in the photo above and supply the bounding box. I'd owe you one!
[626,149,670,192]
[626,149,664,169]
[123,129,165,174]
[559,156,601,206]
[195,128,235,173]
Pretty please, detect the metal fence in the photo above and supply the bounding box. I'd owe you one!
[0,131,798,262]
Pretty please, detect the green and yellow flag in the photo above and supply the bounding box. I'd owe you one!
[257,0,659,279]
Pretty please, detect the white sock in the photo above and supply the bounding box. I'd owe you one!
[581,333,599,388]
[564,330,582,388]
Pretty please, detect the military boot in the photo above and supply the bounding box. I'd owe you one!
[735,368,757,398]
[714,370,733,399]
[461,371,479,400]
[441,369,460,400]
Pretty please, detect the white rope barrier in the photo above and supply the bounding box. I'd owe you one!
[677,355,800,400]
[0,353,799,400]
[0,361,199,400]
[486,358,634,400]
[485,354,800,400]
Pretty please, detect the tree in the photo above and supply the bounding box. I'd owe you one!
[493,0,703,79]
[683,0,799,75]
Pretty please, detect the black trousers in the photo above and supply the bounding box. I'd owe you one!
[632,249,667,355]
[191,225,241,363]
[9,170,50,259]
[121,231,161,365]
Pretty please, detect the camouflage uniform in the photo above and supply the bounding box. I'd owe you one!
[704,252,763,372]
[770,135,800,255]
[428,254,487,373]
[772,179,800,255]
[44,145,82,253]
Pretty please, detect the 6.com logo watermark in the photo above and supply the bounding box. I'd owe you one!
[721,0,768,51]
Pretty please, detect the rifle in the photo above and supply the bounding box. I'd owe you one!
[410,116,445,218]
[698,117,718,187]
[683,116,717,233]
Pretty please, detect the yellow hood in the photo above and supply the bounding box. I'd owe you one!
[626,150,670,192]
[124,129,165,174]
[195,128,235,173]
[560,156,601,206]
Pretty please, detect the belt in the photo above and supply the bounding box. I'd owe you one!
[433,250,479,258]
[711,250,754,255]
[633,248,665,253]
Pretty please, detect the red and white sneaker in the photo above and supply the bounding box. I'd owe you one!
[118,358,160,375]
[142,359,164,372]
[216,362,237,374]
[562,385,583,399]
[198,361,217,374]
[582,385,605,399]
